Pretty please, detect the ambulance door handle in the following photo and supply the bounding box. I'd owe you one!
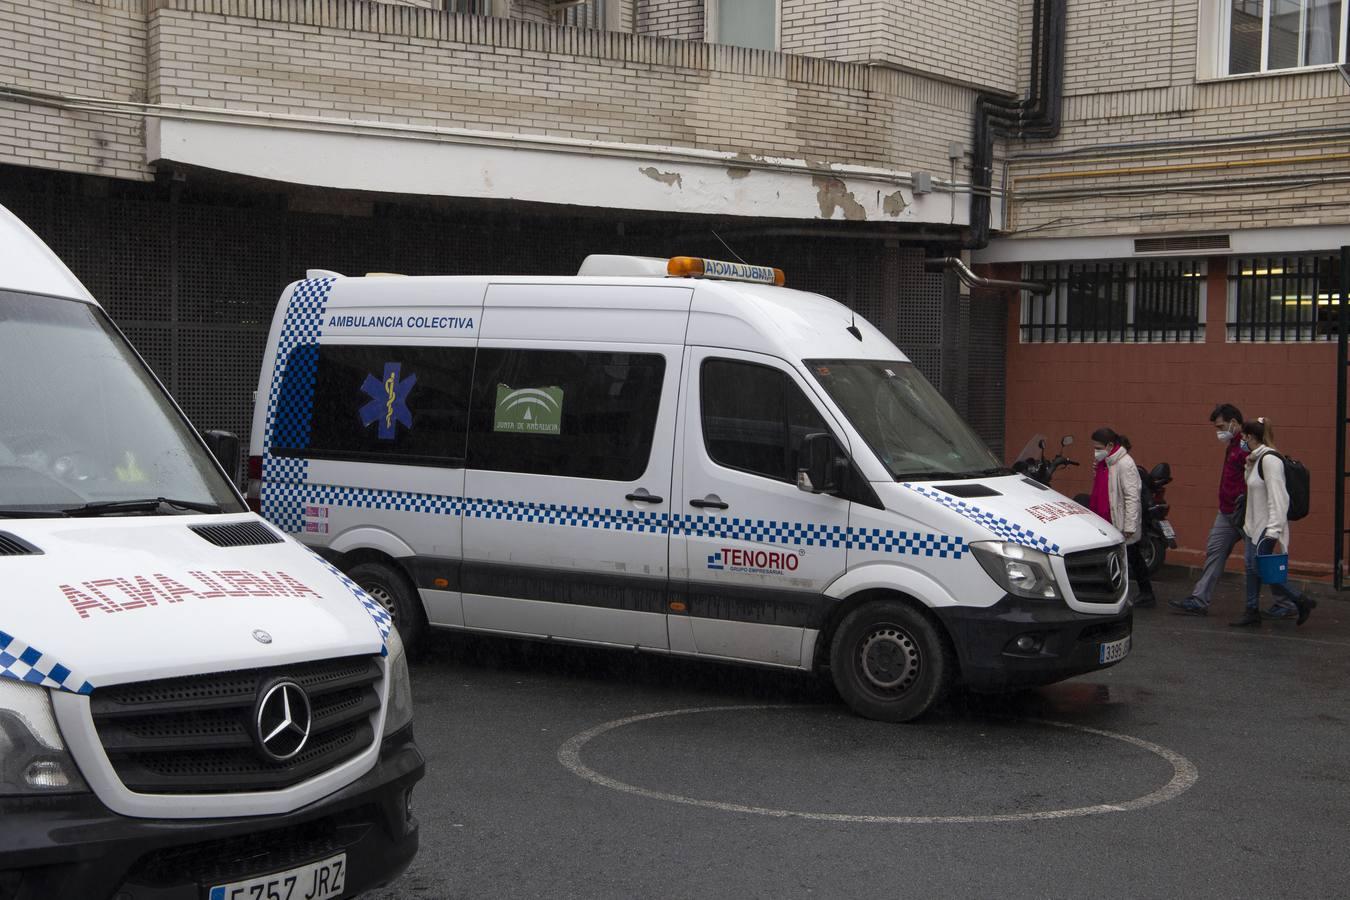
[626,489,664,504]
[689,495,729,510]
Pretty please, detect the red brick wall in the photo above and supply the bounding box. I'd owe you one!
[999,259,1342,577]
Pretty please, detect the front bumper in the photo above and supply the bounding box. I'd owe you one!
[934,596,1133,692]
[0,727,423,900]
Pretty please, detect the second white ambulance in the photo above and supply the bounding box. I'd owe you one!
[250,255,1133,722]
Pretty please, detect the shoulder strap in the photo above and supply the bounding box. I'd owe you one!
[1256,451,1282,481]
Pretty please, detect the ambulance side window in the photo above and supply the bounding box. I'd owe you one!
[701,359,828,484]
[465,348,666,481]
[273,344,474,466]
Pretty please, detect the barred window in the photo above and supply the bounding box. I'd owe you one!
[1021,260,1207,343]
[447,0,490,13]
[1228,255,1346,341]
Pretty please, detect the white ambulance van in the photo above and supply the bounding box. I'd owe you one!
[251,255,1132,723]
[0,203,422,899]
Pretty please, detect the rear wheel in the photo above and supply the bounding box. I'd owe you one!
[828,600,955,723]
[1140,533,1167,575]
[347,561,426,649]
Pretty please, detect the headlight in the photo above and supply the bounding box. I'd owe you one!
[971,541,1062,600]
[382,627,414,738]
[0,679,87,796]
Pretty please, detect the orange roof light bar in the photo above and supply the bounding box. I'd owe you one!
[667,256,786,287]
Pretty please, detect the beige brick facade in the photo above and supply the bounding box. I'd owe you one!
[636,0,703,42]
[0,0,149,181]
[1004,0,1350,238]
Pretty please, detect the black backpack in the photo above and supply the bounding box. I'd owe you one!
[1257,452,1311,521]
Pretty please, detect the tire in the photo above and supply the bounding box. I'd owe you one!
[1141,533,1167,576]
[346,561,427,649]
[828,600,956,723]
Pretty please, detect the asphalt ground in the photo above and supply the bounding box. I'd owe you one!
[369,567,1350,899]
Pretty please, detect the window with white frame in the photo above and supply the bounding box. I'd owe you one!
[706,0,779,51]
[1021,260,1208,343]
[1223,0,1349,74]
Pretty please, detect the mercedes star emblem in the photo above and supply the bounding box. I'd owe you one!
[1107,550,1125,593]
[254,680,312,763]
[252,629,273,645]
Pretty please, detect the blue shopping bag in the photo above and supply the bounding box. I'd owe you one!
[1257,552,1289,585]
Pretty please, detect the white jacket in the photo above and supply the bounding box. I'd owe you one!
[1104,446,1143,545]
[1244,445,1291,550]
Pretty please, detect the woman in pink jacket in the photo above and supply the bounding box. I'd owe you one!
[1088,427,1155,607]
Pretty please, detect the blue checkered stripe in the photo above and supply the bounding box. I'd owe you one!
[902,483,1060,555]
[314,558,391,657]
[0,630,92,694]
[676,514,848,547]
[261,278,336,533]
[277,484,964,560]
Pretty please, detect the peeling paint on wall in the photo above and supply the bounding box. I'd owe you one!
[726,166,751,180]
[882,190,907,217]
[812,176,866,221]
[639,166,683,188]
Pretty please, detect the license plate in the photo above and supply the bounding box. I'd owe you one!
[1099,635,1131,665]
[209,853,346,900]
[1159,521,1176,540]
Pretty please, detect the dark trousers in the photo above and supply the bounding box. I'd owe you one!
[1128,541,1154,599]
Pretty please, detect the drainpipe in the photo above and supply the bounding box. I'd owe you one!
[967,0,1066,249]
[923,257,1049,294]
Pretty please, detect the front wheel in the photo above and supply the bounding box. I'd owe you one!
[347,561,427,649]
[1140,533,1167,575]
[828,600,955,723]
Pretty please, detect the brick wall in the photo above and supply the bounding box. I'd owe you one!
[139,2,974,176]
[1001,262,1342,576]
[636,0,701,41]
[0,0,149,181]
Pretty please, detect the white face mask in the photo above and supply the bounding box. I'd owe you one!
[1093,448,1109,461]
[1217,429,1234,443]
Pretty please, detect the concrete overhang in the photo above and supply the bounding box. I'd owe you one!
[147,116,965,226]
[974,226,1350,263]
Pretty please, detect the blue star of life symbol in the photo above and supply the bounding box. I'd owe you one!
[360,362,416,440]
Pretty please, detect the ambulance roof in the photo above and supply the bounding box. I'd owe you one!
[314,257,907,364]
[0,203,95,302]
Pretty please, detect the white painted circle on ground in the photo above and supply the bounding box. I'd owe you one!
[557,704,1199,824]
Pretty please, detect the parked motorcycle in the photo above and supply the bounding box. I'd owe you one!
[1011,433,1079,486]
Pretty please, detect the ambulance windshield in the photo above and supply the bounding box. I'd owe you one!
[0,291,245,516]
[807,359,1005,480]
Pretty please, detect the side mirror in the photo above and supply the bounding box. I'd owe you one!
[1061,435,1074,447]
[797,433,846,495]
[202,430,242,486]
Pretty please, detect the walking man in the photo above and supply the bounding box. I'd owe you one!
[1170,403,1248,616]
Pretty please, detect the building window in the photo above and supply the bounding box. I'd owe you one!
[447,0,491,13]
[1228,255,1345,341]
[1021,260,1207,343]
[556,0,606,28]
[1224,0,1349,74]
[706,0,779,51]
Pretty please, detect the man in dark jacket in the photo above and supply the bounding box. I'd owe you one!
[1170,403,1248,615]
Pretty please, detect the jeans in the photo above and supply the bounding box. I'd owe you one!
[1244,536,1306,612]
[1188,512,1245,607]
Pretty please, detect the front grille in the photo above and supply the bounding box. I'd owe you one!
[190,521,283,547]
[127,817,347,887]
[1064,544,1127,604]
[91,656,381,794]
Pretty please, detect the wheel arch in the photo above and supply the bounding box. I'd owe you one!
[814,567,962,674]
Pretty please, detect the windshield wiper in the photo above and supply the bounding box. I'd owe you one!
[63,497,223,517]
[0,508,70,518]
[951,466,1013,479]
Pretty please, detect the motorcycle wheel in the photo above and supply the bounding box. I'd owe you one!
[1141,533,1167,576]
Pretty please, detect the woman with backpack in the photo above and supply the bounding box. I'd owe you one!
[1231,417,1317,627]
[1088,427,1155,608]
